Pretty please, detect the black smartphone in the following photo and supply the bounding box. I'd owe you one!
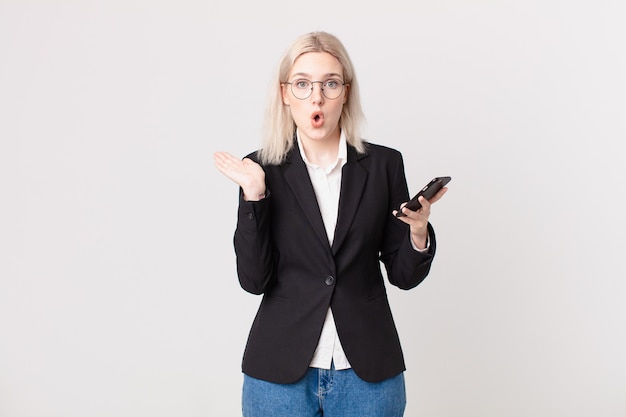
[395,176,451,217]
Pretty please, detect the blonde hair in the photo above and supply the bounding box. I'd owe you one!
[258,31,367,165]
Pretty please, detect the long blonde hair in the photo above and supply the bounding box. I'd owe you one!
[258,31,367,165]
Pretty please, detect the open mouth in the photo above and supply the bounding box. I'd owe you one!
[311,111,324,127]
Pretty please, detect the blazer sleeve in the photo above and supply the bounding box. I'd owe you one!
[232,158,276,295]
[379,151,437,290]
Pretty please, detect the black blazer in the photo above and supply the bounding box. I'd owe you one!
[233,141,436,384]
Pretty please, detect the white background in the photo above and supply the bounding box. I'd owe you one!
[1,1,625,416]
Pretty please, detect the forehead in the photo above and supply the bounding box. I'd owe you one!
[289,52,344,78]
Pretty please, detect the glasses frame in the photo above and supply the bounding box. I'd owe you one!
[284,79,347,100]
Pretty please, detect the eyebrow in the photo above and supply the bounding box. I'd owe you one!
[290,72,344,80]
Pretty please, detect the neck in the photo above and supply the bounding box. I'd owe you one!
[301,133,340,168]
[299,124,342,167]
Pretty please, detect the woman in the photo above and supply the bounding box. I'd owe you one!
[214,31,447,417]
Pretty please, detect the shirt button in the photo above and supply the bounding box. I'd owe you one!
[325,276,335,286]
[247,213,254,220]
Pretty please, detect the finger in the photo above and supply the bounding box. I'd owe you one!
[213,151,233,161]
[405,206,423,219]
[413,196,430,214]
[213,153,227,172]
[393,209,411,223]
[427,187,448,205]
[215,151,239,166]
[215,153,245,173]
[214,154,247,183]
[213,152,232,168]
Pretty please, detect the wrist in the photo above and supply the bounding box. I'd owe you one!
[410,231,428,250]
[242,187,267,201]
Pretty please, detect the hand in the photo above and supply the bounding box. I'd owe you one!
[213,151,266,201]
[393,187,448,249]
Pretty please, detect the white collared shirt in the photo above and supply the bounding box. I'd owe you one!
[297,130,351,370]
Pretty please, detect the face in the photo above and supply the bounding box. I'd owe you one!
[282,52,349,144]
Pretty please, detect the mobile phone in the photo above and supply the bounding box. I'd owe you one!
[395,176,451,217]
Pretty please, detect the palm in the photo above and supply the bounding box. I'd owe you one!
[214,152,265,189]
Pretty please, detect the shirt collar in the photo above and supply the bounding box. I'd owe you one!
[296,129,348,170]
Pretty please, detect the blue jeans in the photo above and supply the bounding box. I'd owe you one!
[242,366,406,417]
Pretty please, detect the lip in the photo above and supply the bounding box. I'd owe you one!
[311,111,324,127]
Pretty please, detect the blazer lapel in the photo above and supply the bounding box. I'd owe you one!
[331,146,368,255]
[283,146,332,252]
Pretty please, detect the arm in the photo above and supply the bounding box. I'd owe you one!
[233,191,275,294]
[214,151,274,294]
[381,152,446,289]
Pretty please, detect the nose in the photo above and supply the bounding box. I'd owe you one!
[310,81,324,103]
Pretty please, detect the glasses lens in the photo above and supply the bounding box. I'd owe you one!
[291,79,312,99]
[322,79,343,99]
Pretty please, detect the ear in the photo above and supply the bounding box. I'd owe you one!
[281,83,290,105]
[343,83,350,104]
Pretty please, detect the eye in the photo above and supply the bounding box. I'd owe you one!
[294,79,310,89]
[325,79,341,89]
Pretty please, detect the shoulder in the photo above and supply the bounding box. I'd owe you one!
[244,149,295,168]
[242,150,275,175]
[359,141,404,162]
[243,150,262,164]
[349,141,406,178]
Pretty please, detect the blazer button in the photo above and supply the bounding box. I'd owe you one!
[325,275,335,286]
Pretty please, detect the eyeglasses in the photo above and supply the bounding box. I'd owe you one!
[284,78,346,100]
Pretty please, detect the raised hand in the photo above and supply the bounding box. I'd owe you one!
[214,151,267,201]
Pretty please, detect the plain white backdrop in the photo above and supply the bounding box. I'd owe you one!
[1,1,625,416]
